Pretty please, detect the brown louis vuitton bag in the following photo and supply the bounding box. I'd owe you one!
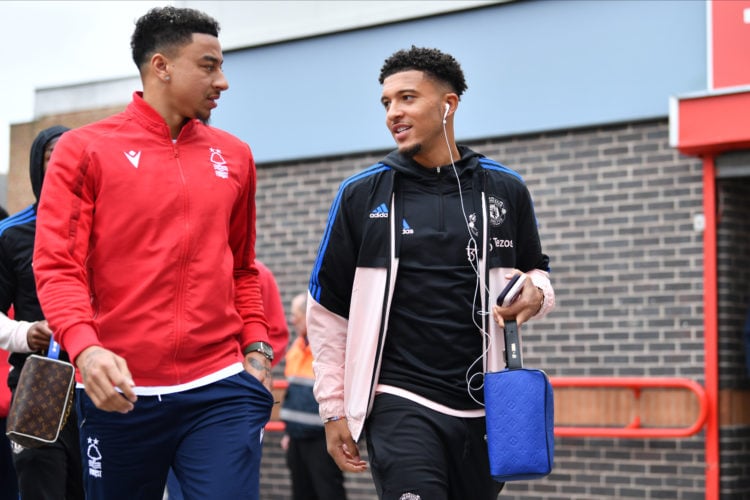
[6,353,75,448]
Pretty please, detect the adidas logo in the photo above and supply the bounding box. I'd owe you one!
[402,219,414,235]
[369,203,389,218]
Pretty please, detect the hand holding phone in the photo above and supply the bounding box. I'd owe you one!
[496,274,526,307]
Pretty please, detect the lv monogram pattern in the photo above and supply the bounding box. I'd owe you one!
[6,354,75,448]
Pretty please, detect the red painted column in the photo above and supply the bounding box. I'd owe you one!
[702,156,719,500]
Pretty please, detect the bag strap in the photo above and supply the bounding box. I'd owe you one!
[504,320,523,370]
[47,339,61,360]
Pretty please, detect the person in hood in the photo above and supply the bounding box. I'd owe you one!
[306,46,556,499]
[0,125,85,499]
[33,6,273,500]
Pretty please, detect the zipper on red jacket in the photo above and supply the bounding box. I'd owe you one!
[171,142,191,381]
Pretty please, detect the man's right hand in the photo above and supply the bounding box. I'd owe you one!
[324,418,368,473]
[76,346,137,413]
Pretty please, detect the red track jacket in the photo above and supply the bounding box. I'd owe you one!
[33,92,268,387]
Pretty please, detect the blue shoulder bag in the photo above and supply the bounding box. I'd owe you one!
[484,320,554,482]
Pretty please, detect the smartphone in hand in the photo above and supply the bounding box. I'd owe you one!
[496,274,526,307]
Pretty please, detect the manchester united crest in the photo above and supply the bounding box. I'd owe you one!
[488,196,507,227]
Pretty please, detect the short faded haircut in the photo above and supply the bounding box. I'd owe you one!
[379,45,467,97]
[131,6,220,71]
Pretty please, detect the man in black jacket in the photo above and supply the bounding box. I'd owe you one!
[307,47,555,499]
[0,125,84,500]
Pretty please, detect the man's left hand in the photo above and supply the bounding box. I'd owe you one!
[243,352,273,392]
[492,272,544,328]
[27,320,53,352]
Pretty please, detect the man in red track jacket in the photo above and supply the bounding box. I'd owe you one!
[33,6,274,499]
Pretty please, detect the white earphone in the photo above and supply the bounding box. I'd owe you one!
[443,103,450,123]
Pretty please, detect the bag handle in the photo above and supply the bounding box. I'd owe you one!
[504,320,523,370]
[47,339,61,360]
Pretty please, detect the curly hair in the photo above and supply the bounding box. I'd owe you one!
[131,6,221,70]
[378,46,467,97]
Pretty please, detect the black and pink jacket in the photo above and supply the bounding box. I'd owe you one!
[307,147,555,441]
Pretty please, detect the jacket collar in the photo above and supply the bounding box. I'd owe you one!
[127,92,199,141]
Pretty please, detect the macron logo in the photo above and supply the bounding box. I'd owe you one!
[369,203,389,218]
[124,150,141,168]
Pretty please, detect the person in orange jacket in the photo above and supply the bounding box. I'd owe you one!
[280,293,346,500]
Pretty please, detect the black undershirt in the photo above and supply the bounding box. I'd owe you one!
[378,165,485,409]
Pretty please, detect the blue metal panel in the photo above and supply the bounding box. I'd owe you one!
[212,0,706,163]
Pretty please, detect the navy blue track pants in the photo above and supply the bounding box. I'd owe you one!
[76,371,273,500]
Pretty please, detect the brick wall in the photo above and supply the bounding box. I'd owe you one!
[256,120,707,380]
[256,119,748,499]
[9,110,748,497]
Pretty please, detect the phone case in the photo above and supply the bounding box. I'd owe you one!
[496,274,526,307]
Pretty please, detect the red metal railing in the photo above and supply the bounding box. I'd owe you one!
[266,376,711,499]
[266,376,708,439]
[551,377,708,438]
[265,379,288,432]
